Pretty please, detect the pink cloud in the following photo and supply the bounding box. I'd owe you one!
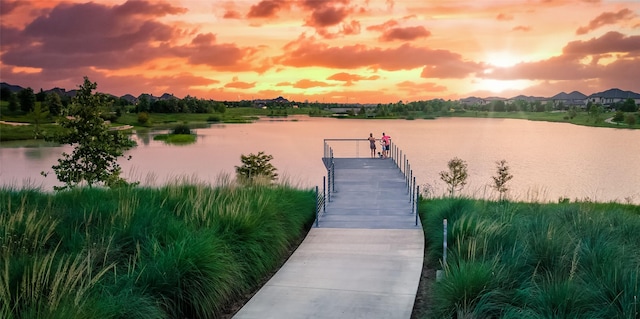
[247,0,288,18]
[576,8,636,35]
[379,26,431,42]
[563,31,640,56]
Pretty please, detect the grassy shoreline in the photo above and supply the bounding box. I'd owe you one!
[0,182,316,318]
[3,183,640,318]
[2,108,638,142]
[415,197,640,318]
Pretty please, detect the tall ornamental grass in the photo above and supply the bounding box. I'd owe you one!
[419,198,640,318]
[0,182,316,318]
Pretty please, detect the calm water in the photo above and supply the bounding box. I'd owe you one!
[1,116,639,204]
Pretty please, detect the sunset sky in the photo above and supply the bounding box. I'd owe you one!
[1,0,639,104]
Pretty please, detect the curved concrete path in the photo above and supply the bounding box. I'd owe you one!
[233,158,424,319]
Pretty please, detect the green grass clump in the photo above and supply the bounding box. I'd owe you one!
[153,133,197,145]
[0,182,316,318]
[419,198,640,318]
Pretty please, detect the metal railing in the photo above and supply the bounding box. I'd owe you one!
[316,138,420,227]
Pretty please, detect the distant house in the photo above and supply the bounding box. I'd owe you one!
[459,96,487,106]
[587,88,640,108]
[550,91,587,109]
[253,96,290,108]
[506,95,547,105]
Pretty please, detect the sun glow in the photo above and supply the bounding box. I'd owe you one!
[475,79,531,93]
[485,52,521,68]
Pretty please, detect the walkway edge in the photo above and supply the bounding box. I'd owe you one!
[233,228,424,319]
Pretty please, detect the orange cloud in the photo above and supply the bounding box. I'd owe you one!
[223,10,242,19]
[576,8,636,35]
[293,79,332,88]
[327,72,379,82]
[484,32,640,87]
[512,25,531,32]
[173,33,259,71]
[496,13,513,21]
[225,81,256,89]
[367,19,399,32]
[278,38,471,73]
[396,81,447,93]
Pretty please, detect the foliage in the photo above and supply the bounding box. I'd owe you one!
[612,110,625,122]
[235,151,278,184]
[620,98,638,112]
[0,182,316,319]
[17,87,36,113]
[419,198,640,318]
[43,77,136,190]
[8,93,19,112]
[28,102,49,138]
[44,92,63,116]
[588,103,603,123]
[172,123,192,135]
[625,114,637,126]
[439,157,468,197]
[137,112,150,125]
[491,159,513,201]
[153,134,196,145]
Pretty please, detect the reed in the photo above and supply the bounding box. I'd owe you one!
[0,181,316,318]
[419,198,640,318]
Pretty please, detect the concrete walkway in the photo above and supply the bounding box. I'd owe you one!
[233,158,424,319]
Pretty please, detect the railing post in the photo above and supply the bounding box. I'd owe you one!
[331,161,335,193]
[323,176,326,214]
[327,169,331,202]
[315,186,319,227]
[415,185,420,226]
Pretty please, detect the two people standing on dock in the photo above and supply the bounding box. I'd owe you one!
[368,132,391,158]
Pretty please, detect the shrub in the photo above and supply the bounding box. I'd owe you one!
[172,123,191,135]
[235,152,278,184]
[440,157,468,197]
[137,112,149,125]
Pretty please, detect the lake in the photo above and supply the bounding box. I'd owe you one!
[1,116,639,204]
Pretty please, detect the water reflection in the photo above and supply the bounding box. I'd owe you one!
[1,117,638,204]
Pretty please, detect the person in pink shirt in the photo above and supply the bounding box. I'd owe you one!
[381,132,391,158]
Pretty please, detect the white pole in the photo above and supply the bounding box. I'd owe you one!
[443,219,448,266]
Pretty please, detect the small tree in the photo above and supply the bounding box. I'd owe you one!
[17,87,36,113]
[44,77,136,190]
[235,151,278,184]
[439,157,468,197]
[44,92,63,116]
[28,102,49,138]
[491,160,513,201]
